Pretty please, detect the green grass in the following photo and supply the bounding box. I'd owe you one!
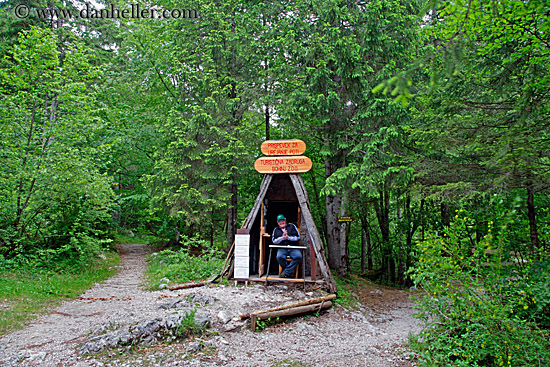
[333,275,359,309]
[147,247,225,289]
[0,252,120,335]
[114,232,160,245]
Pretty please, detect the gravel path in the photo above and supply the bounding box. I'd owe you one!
[0,244,421,367]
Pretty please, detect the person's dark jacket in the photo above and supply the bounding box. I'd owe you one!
[272,223,300,246]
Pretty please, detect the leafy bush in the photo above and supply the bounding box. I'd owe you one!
[409,210,550,366]
[147,236,225,288]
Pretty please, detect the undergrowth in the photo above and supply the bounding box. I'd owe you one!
[409,209,550,366]
[333,275,359,309]
[146,236,225,289]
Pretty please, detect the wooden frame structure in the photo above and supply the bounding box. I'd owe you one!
[219,173,337,293]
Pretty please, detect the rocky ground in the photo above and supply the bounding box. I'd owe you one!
[0,244,422,367]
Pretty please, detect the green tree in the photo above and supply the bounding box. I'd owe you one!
[411,0,549,256]
[278,0,421,276]
[0,27,114,260]
[128,0,266,248]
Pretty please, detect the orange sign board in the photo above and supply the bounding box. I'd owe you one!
[260,139,306,156]
[254,156,312,174]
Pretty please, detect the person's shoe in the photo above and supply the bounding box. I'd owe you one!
[279,272,288,278]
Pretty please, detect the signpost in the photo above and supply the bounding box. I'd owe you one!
[255,139,311,174]
[337,217,354,222]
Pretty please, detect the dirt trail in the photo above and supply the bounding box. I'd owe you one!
[0,244,421,367]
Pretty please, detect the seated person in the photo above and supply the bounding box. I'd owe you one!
[271,214,301,278]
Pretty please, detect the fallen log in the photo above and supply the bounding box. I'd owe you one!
[251,301,333,331]
[239,294,336,320]
[169,281,206,291]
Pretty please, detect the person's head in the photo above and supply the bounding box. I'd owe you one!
[277,214,287,228]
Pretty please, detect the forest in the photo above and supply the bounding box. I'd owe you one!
[0,0,549,365]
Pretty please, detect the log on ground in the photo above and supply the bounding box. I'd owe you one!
[240,294,336,320]
[169,281,206,291]
[251,301,333,331]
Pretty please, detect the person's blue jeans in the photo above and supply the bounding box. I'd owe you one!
[276,248,303,277]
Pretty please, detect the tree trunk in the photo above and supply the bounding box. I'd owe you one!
[175,220,181,245]
[226,179,237,251]
[374,188,391,282]
[210,206,215,248]
[324,129,347,275]
[226,14,239,252]
[526,176,540,261]
[360,215,373,273]
[361,217,366,273]
[310,171,327,244]
[397,204,405,286]
[441,202,450,227]
[326,191,346,275]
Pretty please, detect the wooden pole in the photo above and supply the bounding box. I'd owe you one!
[240,294,336,320]
[259,203,265,276]
[169,281,205,291]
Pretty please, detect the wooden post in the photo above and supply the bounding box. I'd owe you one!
[259,203,265,276]
[309,241,317,281]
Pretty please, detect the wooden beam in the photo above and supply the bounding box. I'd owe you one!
[289,174,337,293]
[242,174,272,230]
[239,294,336,320]
[259,203,265,277]
[169,281,205,290]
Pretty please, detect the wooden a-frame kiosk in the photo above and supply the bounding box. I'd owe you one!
[222,173,337,294]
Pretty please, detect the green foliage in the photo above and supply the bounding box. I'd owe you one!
[175,309,206,338]
[255,316,281,332]
[146,236,224,288]
[0,251,119,335]
[333,276,358,309]
[114,232,159,246]
[409,209,550,366]
[0,27,115,261]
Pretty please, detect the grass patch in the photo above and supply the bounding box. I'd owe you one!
[333,275,359,309]
[0,251,119,335]
[114,232,160,245]
[147,246,225,289]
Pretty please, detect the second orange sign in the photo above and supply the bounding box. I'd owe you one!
[254,156,312,174]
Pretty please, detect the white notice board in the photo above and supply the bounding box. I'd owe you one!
[234,234,250,280]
